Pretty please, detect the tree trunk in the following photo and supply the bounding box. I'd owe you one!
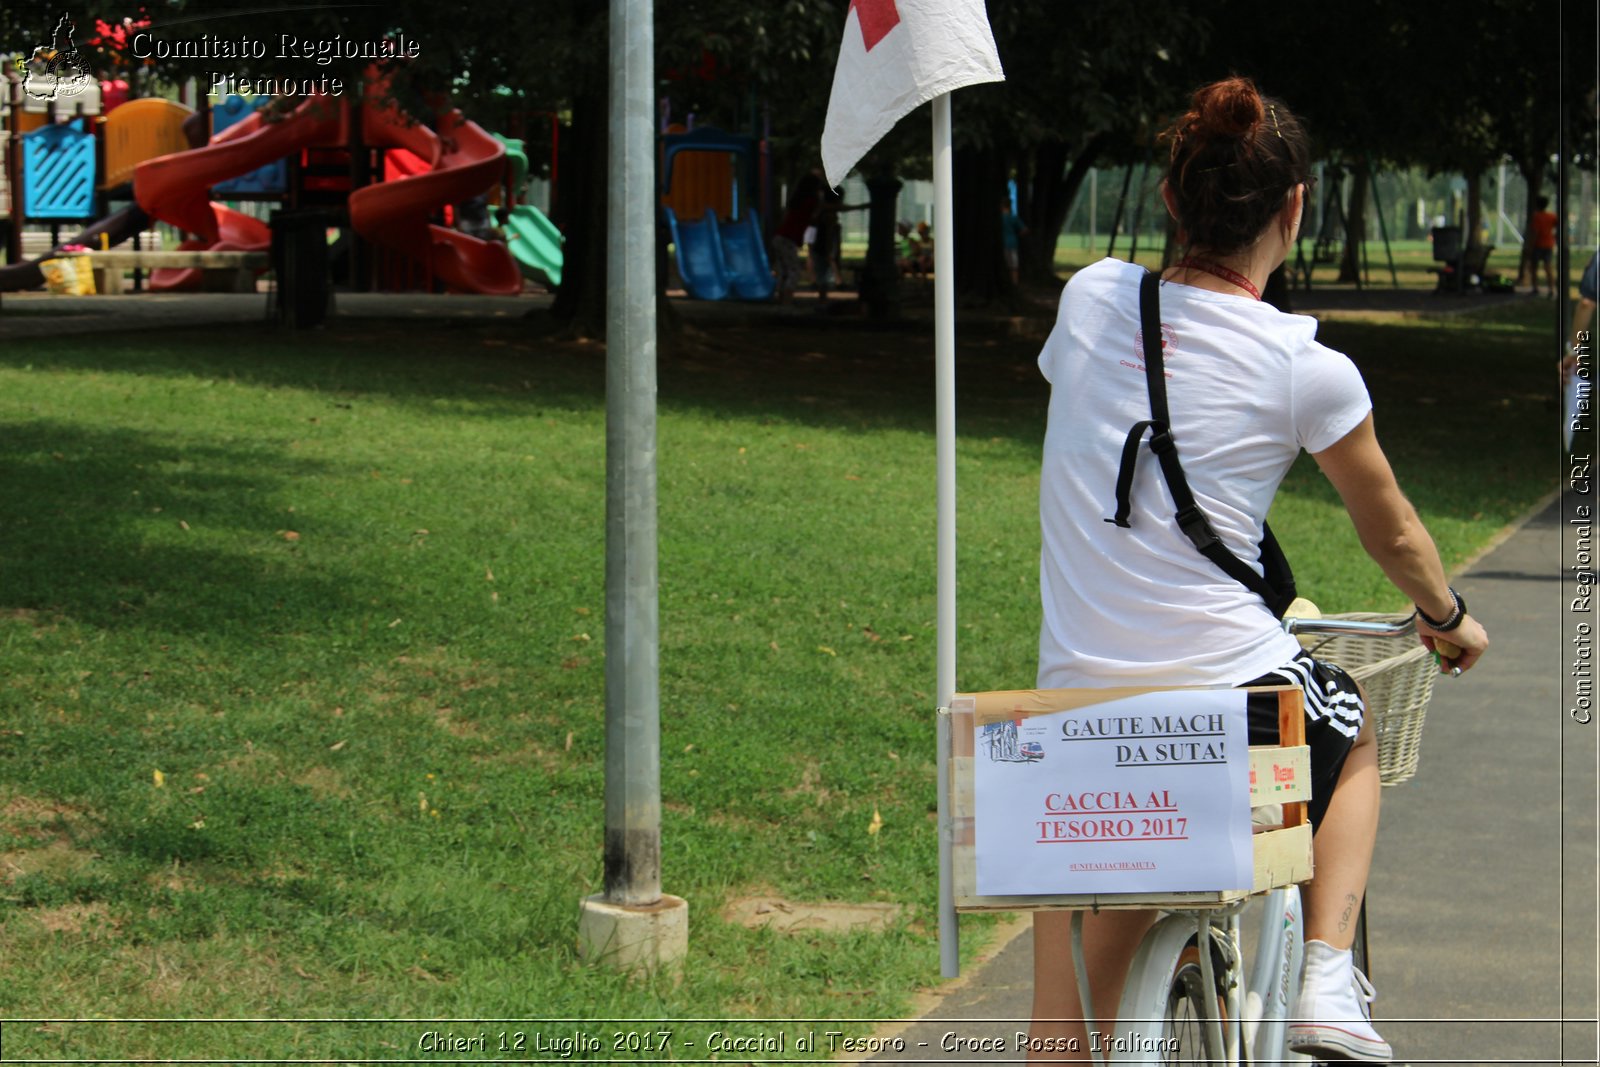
[858,174,903,319]
[1262,264,1291,313]
[1464,169,1484,250]
[1021,138,1067,285]
[1022,132,1108,287]
[549,85,608,338]
[952,143,1010,304]
[1515,157,1545,285]
[1337,163,1369,285]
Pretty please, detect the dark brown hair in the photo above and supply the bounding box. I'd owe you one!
[1162,77,1311,255]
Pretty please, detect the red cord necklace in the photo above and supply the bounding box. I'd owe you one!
[1173,257,1261,301]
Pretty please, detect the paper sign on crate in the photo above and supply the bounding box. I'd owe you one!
[972,689,1252,896]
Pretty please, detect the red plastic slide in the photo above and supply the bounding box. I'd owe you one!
[134,89,519,296]
[349,100,522,297]
[134,98,343,291]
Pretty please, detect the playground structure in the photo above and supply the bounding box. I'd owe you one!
[6,57,793,306]
[0,72,162,292]
[2,67,563,300]
[660,126,773,301]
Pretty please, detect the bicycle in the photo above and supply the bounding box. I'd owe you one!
[943,608,1443,1066]
[1088,610,1441,1065]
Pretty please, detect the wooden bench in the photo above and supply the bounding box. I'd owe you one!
[81,250,270,294]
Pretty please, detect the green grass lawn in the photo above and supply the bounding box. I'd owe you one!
[0,296,1560,1058]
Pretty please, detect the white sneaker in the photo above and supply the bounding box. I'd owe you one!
[1286,939,1394,1062]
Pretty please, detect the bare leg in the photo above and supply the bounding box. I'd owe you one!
[1302,716,1380,949]
[1029,909,1157,1062]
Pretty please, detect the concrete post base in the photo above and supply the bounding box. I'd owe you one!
[578,893,688,977]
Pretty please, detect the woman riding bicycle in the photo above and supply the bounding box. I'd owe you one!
[1028,77,1489,1063]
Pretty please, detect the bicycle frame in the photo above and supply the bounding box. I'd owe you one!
[1090,612,1420,1063]
[1241,887,1311,1066]
[1097,890,1310,1066]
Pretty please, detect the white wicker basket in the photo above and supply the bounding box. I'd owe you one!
[1296,611,1439,786]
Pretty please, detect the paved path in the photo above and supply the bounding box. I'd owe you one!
[865,491,1597,1066]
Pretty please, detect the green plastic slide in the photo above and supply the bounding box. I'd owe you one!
[503,203,564,288]
[492,132,563,288]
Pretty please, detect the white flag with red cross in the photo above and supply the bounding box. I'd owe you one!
[821,0,1005,188]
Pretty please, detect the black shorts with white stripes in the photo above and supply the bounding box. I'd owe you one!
[1241,651,1365,830]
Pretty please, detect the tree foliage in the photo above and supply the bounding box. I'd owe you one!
[5,1,1584,315]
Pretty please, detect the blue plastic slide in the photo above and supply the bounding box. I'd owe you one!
[664,206,773,301]
[718,210,775,300]
[664,206,731,301]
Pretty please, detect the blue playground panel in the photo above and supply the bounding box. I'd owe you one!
[211,95,287,196]
[22,119,96,219]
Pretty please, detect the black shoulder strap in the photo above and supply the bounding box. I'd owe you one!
[1104,271,1294,617]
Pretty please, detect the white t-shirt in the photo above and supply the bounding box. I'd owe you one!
[1037,258,1371,688]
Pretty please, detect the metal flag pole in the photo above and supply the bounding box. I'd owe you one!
[932,91,960,980]
[602,0,661,914]
[577,0,686,978]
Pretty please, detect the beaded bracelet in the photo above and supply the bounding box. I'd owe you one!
[1415,587,1467,632]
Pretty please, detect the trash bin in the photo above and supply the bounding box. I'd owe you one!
[271,208,337,328]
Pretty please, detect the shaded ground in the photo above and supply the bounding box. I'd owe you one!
[0,282,1556,482]
[0,280,1551,472]
[0,271,1534,341]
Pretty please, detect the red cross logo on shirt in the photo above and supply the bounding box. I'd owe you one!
[849,0,901,51]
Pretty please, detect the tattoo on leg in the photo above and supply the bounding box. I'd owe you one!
[1337,893,1359,934]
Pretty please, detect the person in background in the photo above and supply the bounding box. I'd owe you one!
[810,187,843,303]
[1001,197,1029,286]
[915,221,934,275]
[770,170,822,305]
[454,194,500,243]
[1529,196,1559,296]
[900,221,928,277]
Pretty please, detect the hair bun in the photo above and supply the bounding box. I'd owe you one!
[1162,77,1311,255]
[1190,77,1264,139]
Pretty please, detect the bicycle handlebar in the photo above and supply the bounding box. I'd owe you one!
[1282,616,1416,639]
[1283,613,1463,676]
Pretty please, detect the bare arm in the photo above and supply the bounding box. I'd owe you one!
[1312,413,1489,671]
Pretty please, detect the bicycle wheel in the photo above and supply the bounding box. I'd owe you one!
[1162,944,1226,1066]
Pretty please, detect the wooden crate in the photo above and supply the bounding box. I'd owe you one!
[947,686,1313,912]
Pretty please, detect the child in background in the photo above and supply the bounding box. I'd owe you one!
[1529,196,1558,296]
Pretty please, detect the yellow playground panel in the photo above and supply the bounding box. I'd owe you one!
[102,98,194,189]
[658,124,735,221]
